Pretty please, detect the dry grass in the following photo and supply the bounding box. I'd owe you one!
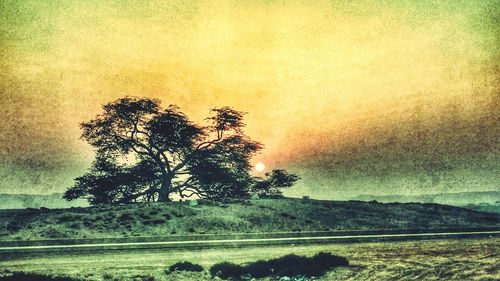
[1,238,498,280]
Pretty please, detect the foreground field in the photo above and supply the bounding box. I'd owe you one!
[1,198,498,240]
[1,238,498,280]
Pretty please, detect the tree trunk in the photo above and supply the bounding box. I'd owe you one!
[158,178,172,202]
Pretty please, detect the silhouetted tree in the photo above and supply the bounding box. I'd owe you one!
[64,96,268,203]
[252,169,300,198]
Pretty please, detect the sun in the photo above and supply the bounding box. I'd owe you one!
[255,162,265,172]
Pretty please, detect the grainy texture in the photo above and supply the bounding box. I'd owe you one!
[0,199,498,240]
[1,238,498,280]
[0,1,498,199]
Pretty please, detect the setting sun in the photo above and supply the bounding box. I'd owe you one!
[255,162,265,172]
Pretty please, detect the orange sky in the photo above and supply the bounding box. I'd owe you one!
[1,0,498,197]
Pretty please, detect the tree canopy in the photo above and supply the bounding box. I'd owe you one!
[64,97,298,204]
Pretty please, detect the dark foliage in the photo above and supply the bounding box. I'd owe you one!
[312,252,349,268]
[209,262,243,279]
[252,169,300,198]
[0,272,78,281]
[241,260,273,278]
[167,261,204,273]
[210,252,348,279]
[64,97,269,204]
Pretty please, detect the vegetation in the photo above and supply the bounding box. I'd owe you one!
[210,252,348,279]
[1,238,497,280]
[0,199,497,241]
[252,170,300,198]
[64,96,298,204]
[209,262,242,279]
[167,261,203,273]
[0,272,77,281]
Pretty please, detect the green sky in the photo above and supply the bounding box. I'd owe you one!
[0,0,498,198]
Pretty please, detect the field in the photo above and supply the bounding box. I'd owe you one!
[1,199,498,280]
[1,198,498,241]
[1,237,498,280]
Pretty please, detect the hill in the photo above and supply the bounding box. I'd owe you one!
[354,191,500,214]
[0,198,498,241]
[0,193,88,209]
[354,191,500,205]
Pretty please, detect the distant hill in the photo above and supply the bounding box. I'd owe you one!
[0,198,497,241]
[0,193,88,209]
[354,191,500,206]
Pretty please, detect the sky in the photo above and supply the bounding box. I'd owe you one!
[0,0,498,199]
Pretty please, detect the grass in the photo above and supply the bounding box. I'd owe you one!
[0,198,498,241]
[0,272,77,281]
[167,261,203,273]
[0,238,498,280]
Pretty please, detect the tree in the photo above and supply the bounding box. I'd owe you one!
[252,169,300,198]
[64,96,265,204]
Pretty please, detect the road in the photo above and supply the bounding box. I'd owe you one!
[1,229,499,255]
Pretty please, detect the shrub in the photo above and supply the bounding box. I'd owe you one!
[0,272,77,281]
[43,227,66,239]
[236,252,348,278]
[167,261,204,273]
[241,260,272,278]
[209,262,243,279]
[143,219,165,225]
[312,252,349,268]
[118,213,134,221]
[269,254,311,276]
[6,223,21,232]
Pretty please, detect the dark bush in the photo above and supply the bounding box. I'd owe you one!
[280,212,295,218]
[138,213,151,220]
[167,261,204,273]
[268,254,311,276]
[118,213,134,221]
[209,262,243,279]
[0,272,78,281]
[6,223,21,232]
[225,252,349,279]
[312,252,349,268]
[82,220,94,227]
[143,219,165,225]
[241,260,273,278]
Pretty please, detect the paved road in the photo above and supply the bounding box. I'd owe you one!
[1,230,499,254]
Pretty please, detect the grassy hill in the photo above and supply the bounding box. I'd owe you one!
[354,191,500,206]
[0,193,88,209]
[0,198,498,241]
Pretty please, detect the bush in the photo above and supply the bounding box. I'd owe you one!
[6,223,21,232]
[0,272,77,281]
[118,213,134,221]
[209,262,243,279]
[241,260,272,278]
[167,261,204,273]
[213,252,349,279]
[312,252,349,268]
[268,254,311,276]
[143,219,165,225]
